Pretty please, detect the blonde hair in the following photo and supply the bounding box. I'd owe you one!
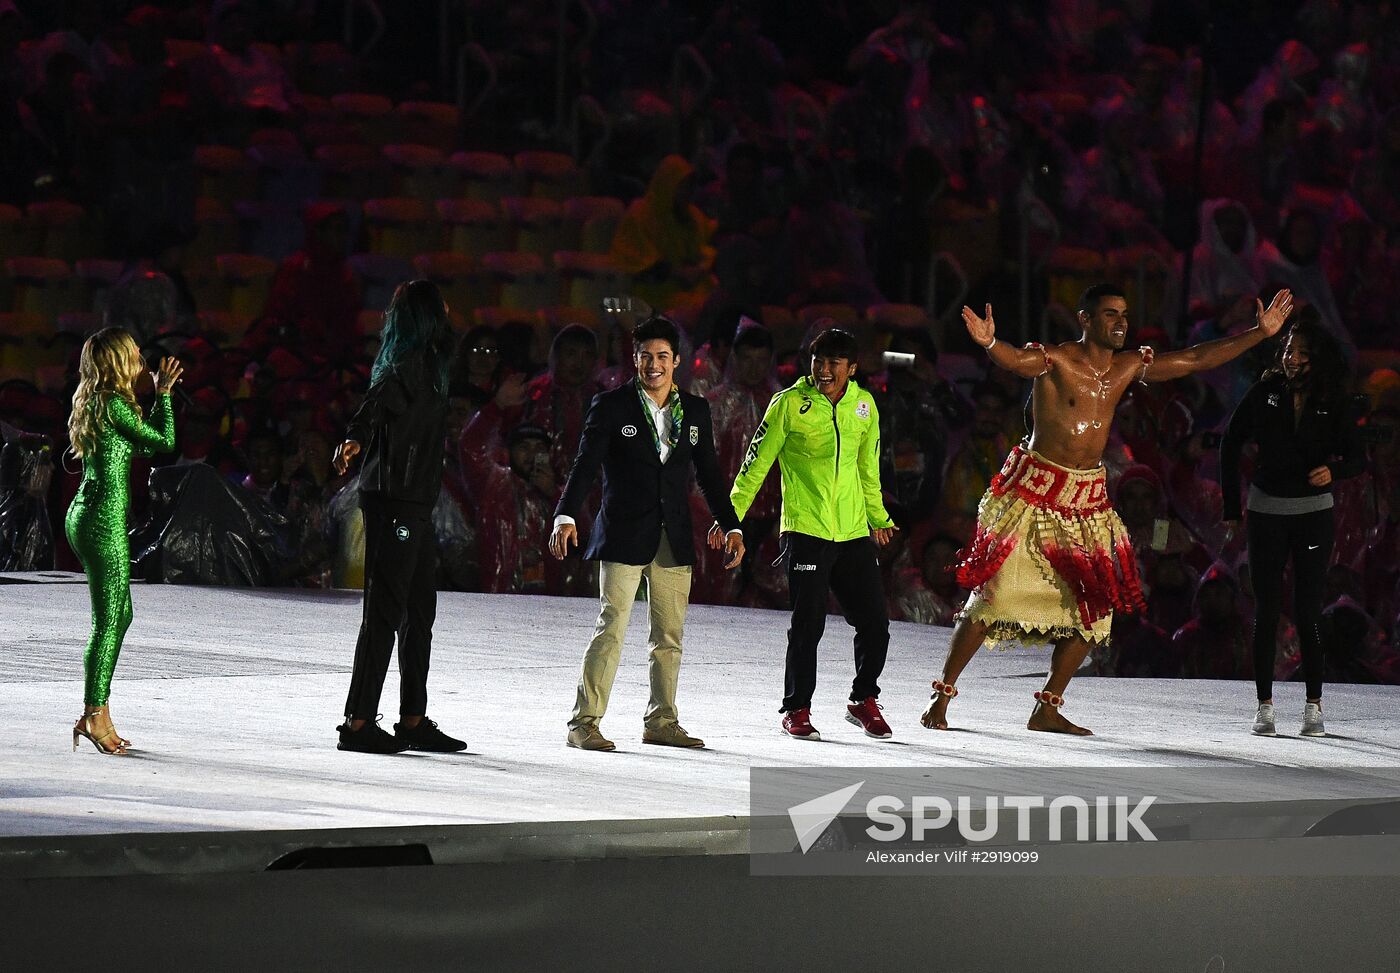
[68,328,145,459]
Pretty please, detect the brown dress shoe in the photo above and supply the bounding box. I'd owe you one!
[641,723,705,748]
[567,724,617,751]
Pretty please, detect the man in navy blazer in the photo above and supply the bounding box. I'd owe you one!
[551,314,744,751]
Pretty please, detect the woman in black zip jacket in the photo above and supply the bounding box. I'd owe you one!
[332,279,466,753]
[1220,311,1364,738]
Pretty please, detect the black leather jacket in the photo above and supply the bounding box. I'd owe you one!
[346,359,447,515]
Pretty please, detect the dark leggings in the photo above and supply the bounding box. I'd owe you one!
[1246,507,1332,702]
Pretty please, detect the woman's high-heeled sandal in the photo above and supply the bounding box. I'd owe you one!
[73,708,129,755]
[105,707,132,748]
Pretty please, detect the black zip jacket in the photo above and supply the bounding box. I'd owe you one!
[1219,373,1365,520]
[346,359,447,515]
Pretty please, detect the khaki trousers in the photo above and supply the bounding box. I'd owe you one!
[570,533,692,731]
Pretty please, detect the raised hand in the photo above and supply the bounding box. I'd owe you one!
[153,356,184,394]
[1255,288,1293,337]
[961,304,995,349]
[494,373,528,410]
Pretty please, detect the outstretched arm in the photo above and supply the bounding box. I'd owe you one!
[1219,382,1263,521]
[962,305,1055,379]
[1145,289,1293,383]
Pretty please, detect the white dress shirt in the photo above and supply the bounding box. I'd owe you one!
[641,389,676,465]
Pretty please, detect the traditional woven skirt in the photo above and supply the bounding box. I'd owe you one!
[953,445,1145,646]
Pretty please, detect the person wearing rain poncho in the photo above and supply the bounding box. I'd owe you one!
[610,154,716,309]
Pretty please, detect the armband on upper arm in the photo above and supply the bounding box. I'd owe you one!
[1137,345,1154,384]
[1023,342,1051,377]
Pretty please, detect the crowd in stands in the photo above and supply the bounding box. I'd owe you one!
[1,0,1398,685]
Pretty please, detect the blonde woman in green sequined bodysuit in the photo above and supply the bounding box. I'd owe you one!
[65,329,181,754]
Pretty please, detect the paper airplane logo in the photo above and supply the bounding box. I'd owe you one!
[788,781,864,853]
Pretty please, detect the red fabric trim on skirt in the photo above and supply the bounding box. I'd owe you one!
[953,445,1146,628]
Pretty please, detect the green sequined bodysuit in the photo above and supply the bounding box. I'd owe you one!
[65,393,175,706]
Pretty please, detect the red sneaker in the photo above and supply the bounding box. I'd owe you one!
[782,708,821,741]
[846,697,892,739]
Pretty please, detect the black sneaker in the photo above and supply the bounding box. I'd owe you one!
[337,718,411,754]
[394,717,467,753]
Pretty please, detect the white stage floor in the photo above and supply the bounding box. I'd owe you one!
[3,582,1399,838]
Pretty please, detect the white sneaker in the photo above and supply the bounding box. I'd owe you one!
[1301,702,1326,737]
[1251,703,1277,736]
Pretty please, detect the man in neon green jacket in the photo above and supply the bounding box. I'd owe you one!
[726,327,898,741]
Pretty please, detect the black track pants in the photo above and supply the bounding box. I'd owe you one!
[782,532,889,713]
[344,495,438,721]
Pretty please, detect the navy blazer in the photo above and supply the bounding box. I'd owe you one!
[556,379,741,565]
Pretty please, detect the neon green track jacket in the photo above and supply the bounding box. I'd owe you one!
[730,376,894,541]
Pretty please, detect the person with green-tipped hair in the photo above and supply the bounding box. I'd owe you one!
[332,279,466,755]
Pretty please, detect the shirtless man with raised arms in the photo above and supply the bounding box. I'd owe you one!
[921,283,1293,735]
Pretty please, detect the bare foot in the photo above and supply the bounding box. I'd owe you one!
[1027,702,1093,736]
[920,694,952,730]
